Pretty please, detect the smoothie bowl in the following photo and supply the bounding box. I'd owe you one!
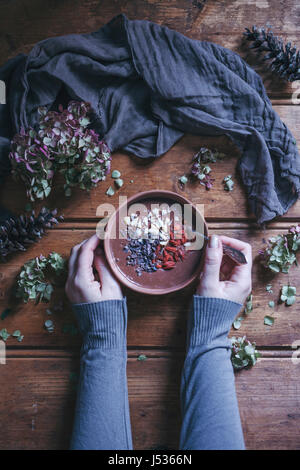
[103,190,208,295]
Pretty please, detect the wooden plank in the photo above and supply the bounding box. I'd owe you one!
[0,227,300,348]
[0,0,299,52]
[1,104,300,221]
[0,0,298,453]
[0,0,299,101]
[0,354,299,450]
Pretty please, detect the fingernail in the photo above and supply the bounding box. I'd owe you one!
[209,235,219,248]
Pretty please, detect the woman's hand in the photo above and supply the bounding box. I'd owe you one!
[196,235,252,305]
[65,234,123,304]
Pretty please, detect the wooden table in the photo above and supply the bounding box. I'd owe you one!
[0,0,300,450]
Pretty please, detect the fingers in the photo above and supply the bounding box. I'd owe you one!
[68,239,87,274]
[219,236,252,294]
[93,247,123,299]
[220,256,236,280]
[76,234,101,279]
[219,235,252,265]
[201,234,223,283]
[93,247,113,287]
[198,234,253,304]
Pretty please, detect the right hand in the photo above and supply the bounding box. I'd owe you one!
[196,235,252,305]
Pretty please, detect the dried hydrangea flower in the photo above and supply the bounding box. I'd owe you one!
[9,101,111,201]
[260,224,300,273]
[15,252,66,303]
[189,147,225,190]
[230,336,260,370]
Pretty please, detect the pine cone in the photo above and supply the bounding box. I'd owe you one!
[0,207,63,261]
[243,26,300,82]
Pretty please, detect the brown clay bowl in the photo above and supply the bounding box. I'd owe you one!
[104,190,208,295]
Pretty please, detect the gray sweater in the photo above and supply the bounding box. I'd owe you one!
[70,295,245,450]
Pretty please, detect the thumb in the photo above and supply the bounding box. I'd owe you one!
[201,235,223,283]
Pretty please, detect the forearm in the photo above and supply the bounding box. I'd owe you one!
[70,298,132,450]
[180,295,245,450]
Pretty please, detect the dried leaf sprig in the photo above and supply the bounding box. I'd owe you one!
[0,207,63,262]
[230,336,261,371]
[9,101,111,201]
[190,147,226,190]
[260,224,300,273]
[16,252,66,303]
[243,26,300,82]
[232,293,253,330]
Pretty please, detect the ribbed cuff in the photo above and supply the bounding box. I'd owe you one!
[72,298,128,350]
[187,295,242,347]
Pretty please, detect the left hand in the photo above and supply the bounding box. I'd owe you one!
[65,234,123,304]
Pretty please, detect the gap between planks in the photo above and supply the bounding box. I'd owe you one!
[54,220,300,230]
[3,348,297,359]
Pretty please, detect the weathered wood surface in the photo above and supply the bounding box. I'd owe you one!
[0,0,299,102]
[0,0,300,451]
[0,354,299,450]
[1,227,300,349]
[2,105,300,222]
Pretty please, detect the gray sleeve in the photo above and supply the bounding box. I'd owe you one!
[70,298,133,450]
[179,295,245,450]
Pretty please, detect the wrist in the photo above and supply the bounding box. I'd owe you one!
[72,298,128,350]
[187,295,242,346]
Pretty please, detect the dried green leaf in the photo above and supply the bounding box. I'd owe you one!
[280,285,296,306]
[137,354,147,362]
[233,318,242,330]
[0,328,10,341]
[114,178,124,188]
[264,315,274,326]
[111,170,121,179]
[44,319,53,329]
[266,284,273,293]
[244,294,253,314]
[223,175,234,191]
[179,175,188,184]
[106,186,115,197]
[1,308,12,321]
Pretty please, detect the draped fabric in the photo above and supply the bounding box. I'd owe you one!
[0,14,299,223]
